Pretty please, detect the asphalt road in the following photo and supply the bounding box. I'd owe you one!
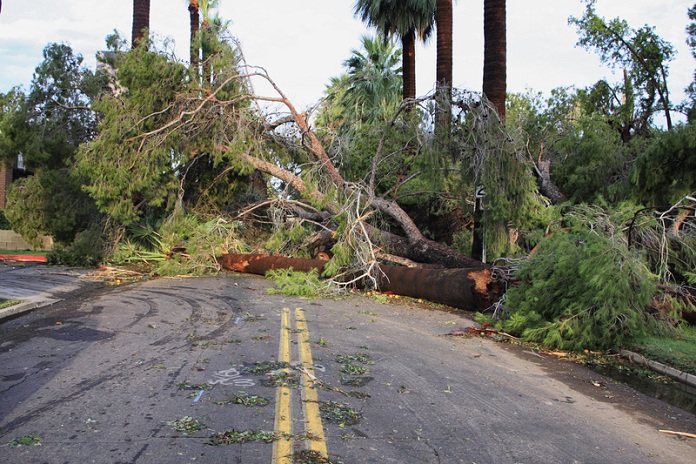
[1,273,695,463]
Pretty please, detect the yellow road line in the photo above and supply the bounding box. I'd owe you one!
[272,308,293,464]
[295,307,328,457]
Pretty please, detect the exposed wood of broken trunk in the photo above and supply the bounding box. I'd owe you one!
[218,253,500,311]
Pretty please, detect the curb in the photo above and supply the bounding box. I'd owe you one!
[620,349,696,389]
[0,297,60,321]
[0,254,47,262]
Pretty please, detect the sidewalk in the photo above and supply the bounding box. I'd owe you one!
[0,261,98,320]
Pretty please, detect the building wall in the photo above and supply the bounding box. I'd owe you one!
[0,230,53,251]
[0,165,12,209]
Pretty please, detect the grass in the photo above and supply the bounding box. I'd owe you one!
[629,325,696,376]
[0,249,49,256]
[0,298,22,310]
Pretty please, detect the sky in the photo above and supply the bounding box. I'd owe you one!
[0,0,694,116]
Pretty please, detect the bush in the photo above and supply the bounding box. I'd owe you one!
[503,206,659,351]
[47,226,106,267]
[0,210,11,230]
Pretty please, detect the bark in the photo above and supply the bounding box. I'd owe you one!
[219,254,500,311]
[402,30,417,101]
[218,253,327,274]
[189,1,200,69]
[534,160,568,205]
[131,0,151,49]
[483,0,506,121]
[377,265,501,310]
[435,0,453,130]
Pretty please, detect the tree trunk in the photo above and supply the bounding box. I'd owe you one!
[435,0,453,130]
[483,0,506,121]
[535,160,568,205]
[132,0,151,49]
[189,1,200,70]
[218,254,500,310]
[402,29,417,102]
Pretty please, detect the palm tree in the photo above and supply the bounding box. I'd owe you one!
[131,0,151,49]
[354,0,436,102]
[483,0,506,120]
[435,0,453,128]
[342,35,403,123]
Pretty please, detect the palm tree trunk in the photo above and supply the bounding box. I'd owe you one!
[436,0,453,129]
[483,0,506,121]
[189,1,200,69]
[435,0,453,96]
[131,0,151,49]
[402,30,417,102]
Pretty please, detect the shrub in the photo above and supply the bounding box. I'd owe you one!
[0,210,11,230]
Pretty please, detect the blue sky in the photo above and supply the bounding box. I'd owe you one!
[0,0,694,116]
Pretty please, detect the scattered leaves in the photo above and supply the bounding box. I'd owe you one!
[319,401,362,426]
[208,429,278,446]
[7,435,42,447]
[166,416,205,434]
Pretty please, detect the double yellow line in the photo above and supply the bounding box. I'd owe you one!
[273,307,328,463]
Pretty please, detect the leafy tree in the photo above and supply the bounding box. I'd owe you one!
[354,0,436,101]
[2,43,106,250]
[569,0,676,133]
[0,88,25,167]
[76,45,189,226]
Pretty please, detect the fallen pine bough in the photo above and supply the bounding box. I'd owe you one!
[218,253,501,311]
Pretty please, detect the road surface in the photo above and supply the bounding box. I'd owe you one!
[1,273,695,463]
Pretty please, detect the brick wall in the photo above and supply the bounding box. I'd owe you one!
[0,165,11,209]
[0,230,53,251]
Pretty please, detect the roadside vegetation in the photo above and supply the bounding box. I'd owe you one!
[629,325,696,375]
[0,298,22,310]
[0,0,694,359]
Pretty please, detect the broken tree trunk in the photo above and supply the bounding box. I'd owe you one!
[376,264,501,310]
[218,253,500,311]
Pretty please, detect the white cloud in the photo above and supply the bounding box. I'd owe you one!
[0,0,693,111]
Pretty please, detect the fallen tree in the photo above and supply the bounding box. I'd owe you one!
[219,253,501,310]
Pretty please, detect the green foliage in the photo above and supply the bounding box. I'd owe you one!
[6,44,102,170]
[46,225,106,267]
[450,90,545,258]
[552,114,632,203]
[316,34,402,133]
[504,205,659,351]
[265,220,313,258]
[266,268,328,298]
[76,46,188,226]
[0,210,11,230]
[569,1,675,131]
[113,211,249,276]
[1,43,105,251]
[631,124,696,204]
[5,169,102,248]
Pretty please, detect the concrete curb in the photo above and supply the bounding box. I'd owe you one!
[620,349,696,389]
[0,297,60,321]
